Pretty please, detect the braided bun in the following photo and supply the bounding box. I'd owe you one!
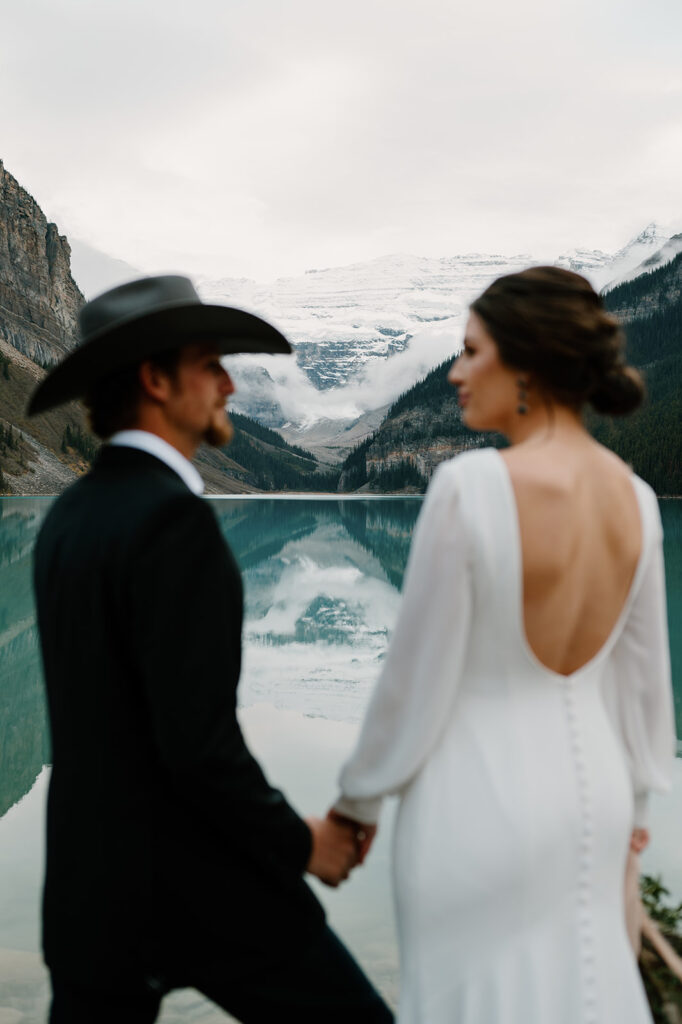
[589,365,645,416]
[471,266,643,417]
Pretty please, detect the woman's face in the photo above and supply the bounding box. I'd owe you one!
[448,311,520,433]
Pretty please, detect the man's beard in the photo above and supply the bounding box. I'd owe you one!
[204,408,234,448]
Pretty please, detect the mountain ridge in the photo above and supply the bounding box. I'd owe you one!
[338,252,682,496]
[0,156,679,494]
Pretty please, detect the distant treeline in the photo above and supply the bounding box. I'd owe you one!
[594,253,682,494]
[229,412,315,462]
[604,251,682,313]
[226,413,341,492]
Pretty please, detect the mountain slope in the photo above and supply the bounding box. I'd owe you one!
[587,253,682,494]
[340,253,682,495]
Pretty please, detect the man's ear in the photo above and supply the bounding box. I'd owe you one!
[139,360,172,403]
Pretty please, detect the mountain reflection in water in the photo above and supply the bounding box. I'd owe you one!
[0,500,51,819]
[213,498,421,720]
[1,494,681,814]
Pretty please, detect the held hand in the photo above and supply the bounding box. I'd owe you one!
[305,816,359,888]
[327,809,377,865]
[630,828,650,854]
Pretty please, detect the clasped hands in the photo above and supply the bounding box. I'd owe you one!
[306,810,377,888]
[306,820,649,886]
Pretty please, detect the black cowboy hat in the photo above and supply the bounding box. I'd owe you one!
[28,274,291,415]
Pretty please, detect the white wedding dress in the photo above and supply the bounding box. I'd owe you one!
[335,448,675,1024]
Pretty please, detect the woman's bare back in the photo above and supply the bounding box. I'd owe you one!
[501,438,643,676]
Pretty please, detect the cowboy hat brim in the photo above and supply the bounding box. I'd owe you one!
[28,302,291,415]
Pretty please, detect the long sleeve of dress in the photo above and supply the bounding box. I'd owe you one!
[334,462,473,824]
[602,495,676,829]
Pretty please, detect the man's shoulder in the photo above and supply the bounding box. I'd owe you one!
[38,453,216,560]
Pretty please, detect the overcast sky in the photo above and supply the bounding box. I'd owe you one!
[2,0,681,282]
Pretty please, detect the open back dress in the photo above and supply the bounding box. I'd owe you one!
[335,448,675,1024]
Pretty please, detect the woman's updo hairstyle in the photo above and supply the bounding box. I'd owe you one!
[470,266,644,415]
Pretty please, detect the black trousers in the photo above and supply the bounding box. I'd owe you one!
[49,925,394,1024]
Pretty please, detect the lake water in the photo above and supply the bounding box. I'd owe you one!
[0,495,680,1023]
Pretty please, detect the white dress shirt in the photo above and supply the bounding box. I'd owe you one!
[109,430,204,495]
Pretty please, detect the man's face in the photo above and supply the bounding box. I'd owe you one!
[162,343,235,451]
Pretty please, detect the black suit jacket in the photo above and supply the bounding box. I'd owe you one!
[34,445,324,988]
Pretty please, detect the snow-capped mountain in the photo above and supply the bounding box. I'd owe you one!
[556,222,674,289]
[197,253,536,429]
[195,224,679,433]
[603,232,682,290]
[69,223,682,439]
[197,252,535,388]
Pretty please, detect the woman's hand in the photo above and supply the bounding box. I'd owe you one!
[630,828,650,854]
[327,809,377,864]
[305,816,359,887]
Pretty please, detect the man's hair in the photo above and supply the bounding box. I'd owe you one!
[84,349,182,439]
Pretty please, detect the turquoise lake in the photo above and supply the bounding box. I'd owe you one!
[0,495,680,1023]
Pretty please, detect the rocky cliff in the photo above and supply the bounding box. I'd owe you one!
[0,160,91,495]
[0,160,83,365]
[0,161,335,495]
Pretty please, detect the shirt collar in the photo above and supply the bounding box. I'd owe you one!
[108,430,205,495]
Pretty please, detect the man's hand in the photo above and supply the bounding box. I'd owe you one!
[305,816,359,887]
[327,810,377,865]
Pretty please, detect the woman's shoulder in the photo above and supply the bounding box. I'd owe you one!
[431,446,499,485]
[425,447,502,524]
[580,441,661,529]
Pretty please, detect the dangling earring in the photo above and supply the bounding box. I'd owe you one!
[517,377,529,415]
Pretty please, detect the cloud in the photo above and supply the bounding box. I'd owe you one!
[2,0,680,279]
[226,315,464,425]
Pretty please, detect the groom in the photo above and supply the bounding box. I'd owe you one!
[29,276,392,1023]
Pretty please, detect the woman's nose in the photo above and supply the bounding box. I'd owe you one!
[222,370,236,395]
[447,356,463,386]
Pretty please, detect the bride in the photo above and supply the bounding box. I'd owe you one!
[331,267,676,1023]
